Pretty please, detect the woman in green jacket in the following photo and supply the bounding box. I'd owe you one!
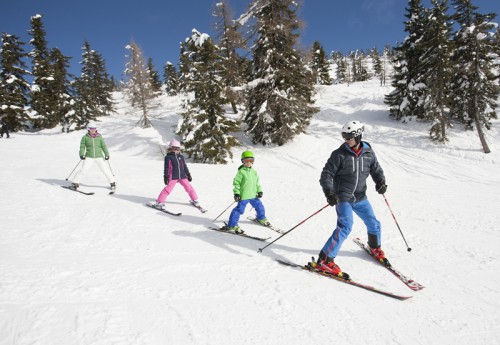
[70,124,116,192]
[225,151,270,234]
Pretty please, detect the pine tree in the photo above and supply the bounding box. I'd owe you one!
[336,55,348,84]
[213,0,247,113]
[385,0,428,121]
[379,45,392,86]
[450,0,499,153]
[49,47,74,132]
[244,0,318,146]
[356,51,369,82]
[0,33,30,131]
[370,47,382,78]
[123,41,155,128]
[163,62,179,96]
[177,29,240,164]
[420,0,454,142]
[28,14,57,129]
[349,51,358,82]
[147,57,162,95]
[72,40,114,130]
[310,41,332,85]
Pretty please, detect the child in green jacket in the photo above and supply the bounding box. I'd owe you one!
[69,123,116,192]
[226,151,270,234]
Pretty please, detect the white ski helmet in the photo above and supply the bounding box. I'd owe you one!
[341,121,364,143]
[87,122,97,130]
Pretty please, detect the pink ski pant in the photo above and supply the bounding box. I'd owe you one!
[157,178,198,203]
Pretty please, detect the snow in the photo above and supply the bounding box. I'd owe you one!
[1,79,500,345]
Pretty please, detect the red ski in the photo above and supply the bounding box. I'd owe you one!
[353,237,425,291]
[276,259,412,300]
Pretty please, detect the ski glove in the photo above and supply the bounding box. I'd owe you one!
[80,155,85,160]
[375,180,387,194]
[187,174,192,182]
[163,175,169,185]
[234,194,241,202]
[257,192,263,198]
[326,193,339,206]
[105,156,110,160]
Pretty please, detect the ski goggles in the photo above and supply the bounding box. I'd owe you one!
[242,158,254,163]
[341,131,360,140]
[171,147,181,152]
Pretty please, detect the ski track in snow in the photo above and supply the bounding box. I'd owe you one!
[1,80,500,345]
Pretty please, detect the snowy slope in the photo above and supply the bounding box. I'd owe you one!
[1,79,500,345]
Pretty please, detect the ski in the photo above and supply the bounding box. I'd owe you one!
[146,203,182,216]
[247,217,285,234]
[61,185,94,195]
[208,226,271,242]
[353,237,425,291]
[276,259,412,300]
[190,200,208,213]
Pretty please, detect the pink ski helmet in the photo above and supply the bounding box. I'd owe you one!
[169,139,181,148]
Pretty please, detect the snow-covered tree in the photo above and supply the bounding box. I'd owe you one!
[213,0,247,113]
[450,0,499,153]
[177,29,240,164]
[379,45,392,86]
[371,47,382,78]
[385,0,428,121]
[0,33,30,131]
[28,14,57,129]
[123,41,155,128]
[243,0,318,146]
[310,41,332,85]
[71,40,114,130]
[163,62,179,96]
[147,57,162,95]
[49,47,74,132]
[336,55,348,84]
[420,0,454,142]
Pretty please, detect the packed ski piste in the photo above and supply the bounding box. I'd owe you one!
[3,81,500,344]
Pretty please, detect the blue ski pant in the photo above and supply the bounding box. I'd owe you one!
[228,198,266,227]
[321,198,381,259]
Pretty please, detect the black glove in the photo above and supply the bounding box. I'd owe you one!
[187,174,192,182]
[376,180,387,194]
[105,156,109,160]
[163,175,169,185]
[80,155,85,160]
[326,193,339,206]
[257,191,263,198]
[234,194,241,202]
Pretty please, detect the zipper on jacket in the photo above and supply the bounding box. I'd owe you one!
[352,158,360,202]
[176,155,181,178]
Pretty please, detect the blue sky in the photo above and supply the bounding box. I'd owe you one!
[1,0,499,80]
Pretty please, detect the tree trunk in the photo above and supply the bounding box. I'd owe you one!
[230,100,238,114]
[474,112,491,154]
[473,79,490,153]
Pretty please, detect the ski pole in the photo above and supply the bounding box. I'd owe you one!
[65,160,82,180]
[258,204,330,253]
[382,194,412,252]
[213,201,236,222]
[106,159,115,176]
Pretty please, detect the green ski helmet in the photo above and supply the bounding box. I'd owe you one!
[241,150,254,161]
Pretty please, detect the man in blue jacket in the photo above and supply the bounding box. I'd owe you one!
[316,121,387,278]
